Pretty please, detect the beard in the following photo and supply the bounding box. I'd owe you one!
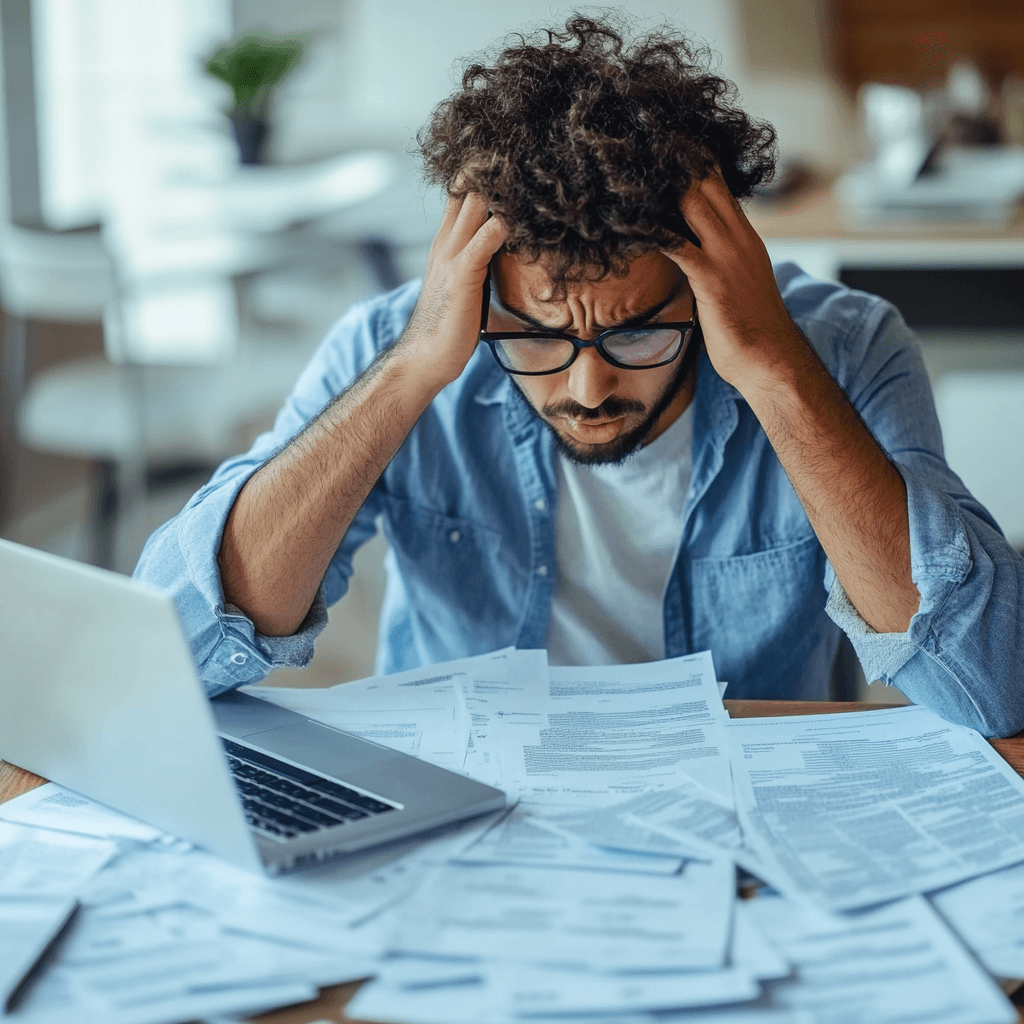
[515,329,701,466]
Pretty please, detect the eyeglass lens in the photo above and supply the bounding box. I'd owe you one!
[493,327,684,373]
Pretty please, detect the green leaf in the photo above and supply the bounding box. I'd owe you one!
[203,34,306,113]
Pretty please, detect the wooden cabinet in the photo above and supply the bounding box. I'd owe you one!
[833,0,1024,89]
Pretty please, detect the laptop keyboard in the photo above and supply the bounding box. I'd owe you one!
[221,739,395,841]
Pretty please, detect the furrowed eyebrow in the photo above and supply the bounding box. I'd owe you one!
[497,280,686,334]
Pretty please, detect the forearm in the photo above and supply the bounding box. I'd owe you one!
[218,341,443,637]
[219,193,505,640]
[738,327,921,634]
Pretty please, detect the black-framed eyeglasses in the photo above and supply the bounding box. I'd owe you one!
[479,272,698,377]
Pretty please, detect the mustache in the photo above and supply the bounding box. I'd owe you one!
[542,396,646,421]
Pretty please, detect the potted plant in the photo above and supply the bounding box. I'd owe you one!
[204,34,306,165]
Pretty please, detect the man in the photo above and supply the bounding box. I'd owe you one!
[136,16,1024,736]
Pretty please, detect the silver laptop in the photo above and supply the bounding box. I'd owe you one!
[0,539,505,874]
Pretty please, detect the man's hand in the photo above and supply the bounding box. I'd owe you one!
[661,171,805,395]
[662,172,921,635]
[401,191,508,388]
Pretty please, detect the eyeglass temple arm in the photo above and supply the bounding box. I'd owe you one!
[479,267,491,334]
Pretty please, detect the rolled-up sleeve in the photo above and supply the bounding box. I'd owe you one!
[133,286,416,697]
[809,286,1024,737]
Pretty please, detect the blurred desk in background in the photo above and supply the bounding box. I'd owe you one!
[750,182,1024,281]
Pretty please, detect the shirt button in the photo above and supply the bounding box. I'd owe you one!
[450,530,461,543]
[534,499,546,512]
[230,652,248,665]
[536,565,549,577]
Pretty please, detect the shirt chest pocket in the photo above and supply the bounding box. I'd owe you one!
[688,533,828,697]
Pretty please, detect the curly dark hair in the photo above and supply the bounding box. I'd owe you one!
[417,13,777,285]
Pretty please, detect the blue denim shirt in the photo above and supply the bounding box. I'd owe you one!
[135,263,1024,737]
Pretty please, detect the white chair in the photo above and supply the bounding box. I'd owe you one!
[933,371,1024,551]
[17,332,315,568]
[0,224,115,530]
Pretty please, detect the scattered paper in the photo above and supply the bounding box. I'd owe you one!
[0,784,163,843]
[530,777,743,861]
[7,650,1024,1024]
[745,891,1016,1024]
[0,821,116,896]
[930,858,1024,979]
[728,706,1024,909]
[387,857,735,971]
[244,652,483,774]
[500,653,732,806]
[453,802,685,874]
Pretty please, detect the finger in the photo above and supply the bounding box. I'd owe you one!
[447,191,492,252]
[463,214,509,270]
[694,170,748,224]
[661,237,709,275]
[680,182,730,245]
[677,218,702,249]
[438,190,467,235]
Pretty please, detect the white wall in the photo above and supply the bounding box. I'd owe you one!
[24,0,857,229]
[338,1,742,139]
[31,0,233,230]
[257,1,744,156]
[257,0,856,172]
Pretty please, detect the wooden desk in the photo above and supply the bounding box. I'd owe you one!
[3,699,1024,1024]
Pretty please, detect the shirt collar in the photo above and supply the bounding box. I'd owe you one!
[694,348,742,444]
[473,355,510,407]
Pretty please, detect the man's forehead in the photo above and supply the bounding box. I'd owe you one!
[493,251,687,318]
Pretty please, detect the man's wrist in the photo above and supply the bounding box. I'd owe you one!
[723,322,816,414]
[393,322,475,397]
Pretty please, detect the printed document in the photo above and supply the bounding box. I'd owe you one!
[348,903,784,1024]
[0,820,116,895]
[728,705,1024,909]
[930,859,1024,979]
[0,785,161,843]
[453,802,685,873]
[387,857,735,971]
[500,652,731,806]
[535,777,743,860]
[245,654,479,774]
[745,891,1016,1024]
[349,965,760,1023]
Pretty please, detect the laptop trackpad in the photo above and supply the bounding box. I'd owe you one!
[211,690,300,737]
[245,721,395,779]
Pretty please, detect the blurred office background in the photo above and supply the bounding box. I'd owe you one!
[1,0,1022,697]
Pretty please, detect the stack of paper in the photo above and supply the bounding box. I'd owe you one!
[7,648,1024,1024]
[0,785,469,1023]
[332,653,772,1021]
[245,647,550,788]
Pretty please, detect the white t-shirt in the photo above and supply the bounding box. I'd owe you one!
[546,404,694,665]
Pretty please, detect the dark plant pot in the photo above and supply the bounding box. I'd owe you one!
[229,110,269,165]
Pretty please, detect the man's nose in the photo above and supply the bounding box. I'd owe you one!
[565,347,619,411]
